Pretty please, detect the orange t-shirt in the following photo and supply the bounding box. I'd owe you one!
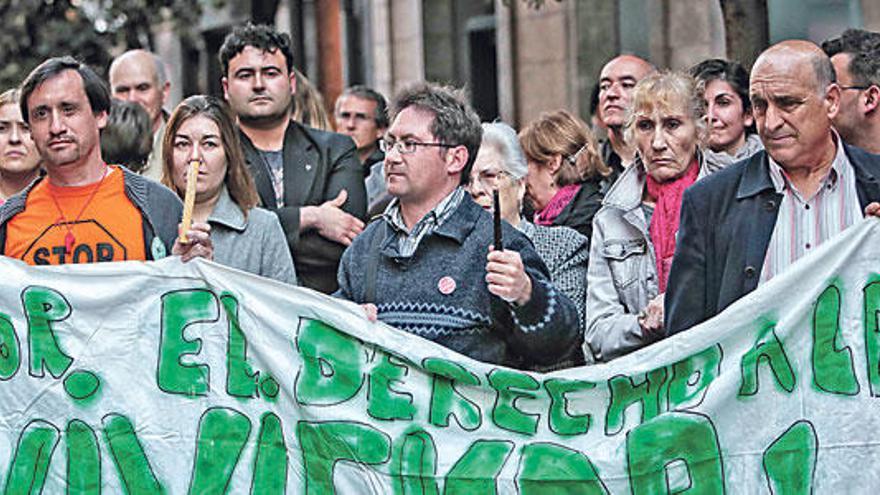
[5,166,146,265]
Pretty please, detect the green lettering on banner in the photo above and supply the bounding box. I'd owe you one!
[67,420,101,495]
[443,440,514,494]
[158,289,218,397]
[368,353,416,421]
[296,421,391,495]
[5,420,60,495]
[488,368,541,435]
[544,378,595,436]
[102,413,165,494]
[626,412,724,494]
[424,358,482,431]
[188,407,252,494]
[605,368,667,436]
[863,279,880,396]
[251,413,288,495]
[762,420,817,495]
[64,370,101,404]
[812,285,859,395]
[668,345,722,410]
[739,323,796,397]
[391,428,439,495]
[0,313,21,379]
[23,286,73,378]
[517,443,608,494]
[222,294,278,400]
[295,319,366,406]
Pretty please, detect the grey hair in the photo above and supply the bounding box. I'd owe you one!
[151,52,168,87]
[810,52,836,94]
[481,122,528,180]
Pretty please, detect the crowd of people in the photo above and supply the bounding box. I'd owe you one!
[2,23,880,371]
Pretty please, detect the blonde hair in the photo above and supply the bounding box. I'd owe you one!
[518,110,609,187]
[292,69,333,131]
[624,71,707,145]
[0,89,20,107]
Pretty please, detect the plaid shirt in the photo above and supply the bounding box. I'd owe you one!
[760,136,862,284]
[383,187,466,258]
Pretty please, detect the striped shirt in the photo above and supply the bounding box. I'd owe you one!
[384,187,466,258]
[760,138,862,284]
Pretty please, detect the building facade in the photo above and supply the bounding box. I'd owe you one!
[153,0,880,129]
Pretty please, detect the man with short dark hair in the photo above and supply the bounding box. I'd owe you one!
[597,54,655,175]
[336,82,580,370]
[109,49,171,180]
[0,56,210,265]
[665,40,880,335]
[822,28,880,153]
[219,23,366,293]
[335,85,390,213]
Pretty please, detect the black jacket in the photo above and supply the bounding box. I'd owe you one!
[665,142,880,335]
[240,121,367,294]
[550,178,605,240]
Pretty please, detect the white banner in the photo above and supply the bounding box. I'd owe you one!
[2,218,880,493]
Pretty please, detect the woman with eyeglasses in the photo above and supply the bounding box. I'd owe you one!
[467,122,589,368]
[690,58,763,172]
[161,95,297,284]
[585,71,712,362]
[518,110,612,240]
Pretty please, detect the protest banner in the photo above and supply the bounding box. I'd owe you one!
[1,219,880,493]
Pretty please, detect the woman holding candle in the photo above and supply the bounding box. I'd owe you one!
[162,95,297,284]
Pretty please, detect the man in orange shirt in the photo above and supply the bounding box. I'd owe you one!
[0,56,210,265]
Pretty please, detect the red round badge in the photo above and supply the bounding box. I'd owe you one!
[438,276,456,295]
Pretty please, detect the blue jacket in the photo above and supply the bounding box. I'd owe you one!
[665,143,880,335]
[336,195,581,370]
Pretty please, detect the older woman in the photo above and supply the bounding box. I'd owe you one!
[518,110,611,239]
[0,89,41,205]
[585,71,711,362]
[467,122,589,368]
[162,95,297,284]
[690,58,763,171]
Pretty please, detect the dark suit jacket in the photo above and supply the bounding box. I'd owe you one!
[240,120,367,294]
[665,142,880,335]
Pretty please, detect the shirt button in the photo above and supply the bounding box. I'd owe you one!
[744,266,756,278]
[804,204,810,210]
[806,243,811,249]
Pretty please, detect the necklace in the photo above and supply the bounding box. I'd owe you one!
[47,165,110,255]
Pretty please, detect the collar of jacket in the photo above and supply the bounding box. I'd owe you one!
[239,119,318,210]
[382,191,481,246]
[239,119,316,156]
[208,186,247,232]
[736,140,880,200]
[604,149,708,211]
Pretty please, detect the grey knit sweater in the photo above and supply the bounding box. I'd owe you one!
[336,195,581,370]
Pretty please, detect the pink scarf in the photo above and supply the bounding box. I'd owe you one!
[646,159,700,292]
[534,183,581,226]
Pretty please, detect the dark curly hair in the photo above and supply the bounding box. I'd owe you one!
[218,23,295,76]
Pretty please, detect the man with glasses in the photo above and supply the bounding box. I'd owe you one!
[335,82,580,370]
[333,85,391,212]
[219,23,366,293]
[822,28,880,153]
